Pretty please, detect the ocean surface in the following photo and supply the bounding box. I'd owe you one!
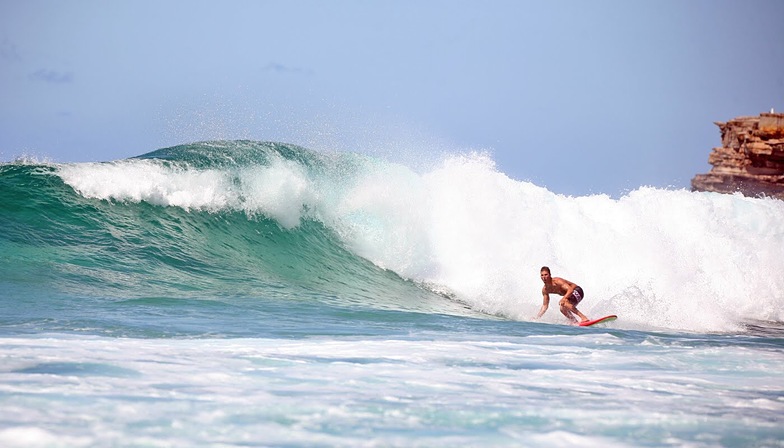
[1,141,783,447]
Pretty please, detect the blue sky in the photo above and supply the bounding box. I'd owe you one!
[1,0,783,196]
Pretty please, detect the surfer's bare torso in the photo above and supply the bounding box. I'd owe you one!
[541,277,575,297]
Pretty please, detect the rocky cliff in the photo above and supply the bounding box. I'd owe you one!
[691,112,784,199]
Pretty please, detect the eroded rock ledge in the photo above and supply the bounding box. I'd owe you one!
[691,112,784,199]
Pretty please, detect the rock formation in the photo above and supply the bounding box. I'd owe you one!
[691,112,784,199]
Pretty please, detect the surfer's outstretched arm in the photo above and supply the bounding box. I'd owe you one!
[535,290,549,319]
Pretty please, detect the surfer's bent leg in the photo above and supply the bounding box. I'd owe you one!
[559,301,578,323]
[561,287,589,323]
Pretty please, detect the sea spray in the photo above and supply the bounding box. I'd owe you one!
[4,140,784,332]
[311,149,784,331]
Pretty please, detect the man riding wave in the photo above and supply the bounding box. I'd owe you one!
[536,266,589,324]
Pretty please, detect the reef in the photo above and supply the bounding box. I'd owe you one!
[691,112,784,199]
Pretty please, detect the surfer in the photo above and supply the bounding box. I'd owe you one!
[536,266,590,324]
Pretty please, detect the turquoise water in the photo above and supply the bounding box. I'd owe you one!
[1,141,783,446]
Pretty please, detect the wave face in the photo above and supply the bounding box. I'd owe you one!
[2,140,784,333]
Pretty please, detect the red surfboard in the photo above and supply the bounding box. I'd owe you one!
[578,315,618,327]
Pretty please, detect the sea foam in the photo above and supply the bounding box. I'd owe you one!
[316,152,784,331]
[55,147,784,332]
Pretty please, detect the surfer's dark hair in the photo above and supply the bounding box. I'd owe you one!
[540,266,551,273]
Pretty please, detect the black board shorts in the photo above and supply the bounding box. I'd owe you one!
[570,286,585,304]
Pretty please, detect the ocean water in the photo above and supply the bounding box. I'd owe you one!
[1,140,783,447]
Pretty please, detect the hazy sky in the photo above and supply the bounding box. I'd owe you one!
[2,0,783,196]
